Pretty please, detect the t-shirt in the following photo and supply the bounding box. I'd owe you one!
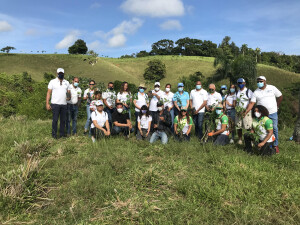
[90,111,108,128]
[67,85,82,104]
[162,91,174,109]
[149,90,164,111]
[224,94,237,110]
[215,113,229,135]
[236,88,253,109]
[117,92,131,105]
[83,88,95,104]
[251,85,282,114]
[102,89,117,107]
[133,92,149,112]
[252,116,276,142]
[137,115,152,129]
[190,89,208,113]
[174,116,193,134]
[112,111,129,124]
[173,91,189,107]
[207,92,222,108]
[48,78,70,105]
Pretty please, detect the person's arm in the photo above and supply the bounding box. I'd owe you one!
[185,97,189,109]
[212,124,227,136]
[174,101,180,111]
[258,129,273,148]
[93,120,108,134]
[103,98,112,109]
[197,100,207,113]
[105,120,110,136]
[146,118,152,136]
[83,90,89,100]
[46,89,52,110]
[126,119,132,129]
[244,102,255,116]
[133,99,141,111]
[189,99,193,109]
[277,95,283,108]
[186,125,192,135]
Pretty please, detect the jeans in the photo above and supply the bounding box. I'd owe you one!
[169,108,174,132]
[150,131,168,144]
[112,126,134,136]
[193,112,205,139]
[66,104,78,134]
[134,111,139,135]
[124,106,131,119]
[268,112,278,146]
[104,107,115,131]
[51,104,67,138]
[226,109,236,140]
[84,105,91,130]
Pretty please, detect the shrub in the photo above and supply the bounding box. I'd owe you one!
[143,59,166,82]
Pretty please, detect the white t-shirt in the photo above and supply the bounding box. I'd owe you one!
[149,90,164,111]
[102,89,116,107]
[251,85,282,114]
[162,91,174,109]
[224,94,237,110]
[48,78,70,105]
[83,89,95,104]
[67,85,82,104]
[137,115,152,129]
[117,92,131,104]
[90,111,108,128]
[236,88,253,109]
[207,92,222,107]
[190,89,208,113]
[134,92,149,112]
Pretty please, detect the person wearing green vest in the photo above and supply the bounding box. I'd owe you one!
[208,104,230,145]
[244,105,276,155]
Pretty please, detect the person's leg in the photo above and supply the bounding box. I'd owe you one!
[136,129,143,140]
[260,142,275,156]
[184,133,191,141]
[150,131,159,144]
[170,108,174,133]
[112,126,121,135]
[72,105,78,135]
[84,105,91,131]
[104,108,112,131]
[198,113,205,140]
[122,127,129,136]
[268,113,279,147]
[214,134,229,146]
[160,131,168,144]
[51,104,59,138]
[244,133,253,153]
[134,111,139,135]
[193,114,199,137]
[59,105,67,138]
[66,104,71,135]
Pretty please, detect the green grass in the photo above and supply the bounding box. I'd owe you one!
[0,116,299,224]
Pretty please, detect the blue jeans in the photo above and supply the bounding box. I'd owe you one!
[193,112,205,139]
[66,104,78,134]
[104,107,115,130]
[112,126,134,136]
[150,131,168,144]
[51,104,67,138]
[84,105,91,130]
[169,108,174,132]
[124,106,131,119]
[226,109,235,140]
[269,112,279,146]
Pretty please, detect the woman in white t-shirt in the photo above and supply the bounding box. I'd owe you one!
[137,105,152,141]
[223,84,237,143]
[116,82,132,118]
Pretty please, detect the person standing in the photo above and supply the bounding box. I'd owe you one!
[46,68,69,139]
[116,81,132,118]
[162,83,174,130]
[173,83,189,117]
[66,77,82,136]
[223,84,237,143]
[133,83,149,134]
[189,81,208,140]
[112,102,134,137]
[245,76,283,153]
[102,82,117,130]
[149,82,164,119]
[83,80,97,134]
[220,85,228,101]
[206,83,222,111]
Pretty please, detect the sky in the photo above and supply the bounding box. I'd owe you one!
[1,0,300,57]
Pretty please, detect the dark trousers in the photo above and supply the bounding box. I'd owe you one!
[112,126,134,136]
[150,111,158,132]
[135,111,139,135]
[174,133,190,142]
[51,104,67,138]
[66,104,79,134]
[244,134,276,156]
[104,107,115,130]
[214,134,230,146]
[137,128,151,141]
[91,127,107,140]
[193,112,205,139]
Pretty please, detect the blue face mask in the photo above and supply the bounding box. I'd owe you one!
[238,84,245,89]
[216,109,222,115]
[139,88,144,93]
[141,110,147,114]
[74,82,79,87]
[257,82,264,88]
[230,88,235,93]
[178,87,183,92]
[196,85,201,90]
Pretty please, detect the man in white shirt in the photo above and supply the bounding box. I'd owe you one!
[133,83,149,134]
[245,76,283,152]
[149,82,164,116]
[190,81,208,139]
[66,77,82,136]
[206,83,222,111]
[46,68,69,139]
[102,82,117,130]
[163,83,174,130]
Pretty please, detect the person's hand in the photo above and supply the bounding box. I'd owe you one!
[146,131,150,137]
[168,108,171,112]
[154,124,158,128]
[176,106,180,111]
[242,111,247,118]
[129,124,132,129]
[257,142,264,148]
[46,104,51,111]
[109,106,113,109]
[159,116,164,121]
[208,132,214,137]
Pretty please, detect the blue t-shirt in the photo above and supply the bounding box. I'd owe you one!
[173,91,189,107]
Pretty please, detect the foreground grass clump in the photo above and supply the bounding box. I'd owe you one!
[0,116,299,224]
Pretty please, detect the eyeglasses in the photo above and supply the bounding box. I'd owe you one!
[237,82,243,84]
[89,83,95,85]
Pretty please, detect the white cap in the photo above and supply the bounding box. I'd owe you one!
[154,82,160,86]
[57,68,64,74]
[257,76,266,81]
[95,100,104,106]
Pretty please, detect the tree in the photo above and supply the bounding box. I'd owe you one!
[87,50,99,57]
[180,71,205,92]
[254,47,261,63]
[136,50,150,57]
[151,39,174,55]
[143,59,166,82]
[240,44,248,56]
[232,55,257,88]
[68,39,88,54]
[1,46,16,54]
[293,89,300,143]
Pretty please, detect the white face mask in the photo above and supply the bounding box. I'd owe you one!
[155,87,160,91]
[157,107,163,111]
[117,108,123,113]
[254,112,261,118]
[165,88,170,92]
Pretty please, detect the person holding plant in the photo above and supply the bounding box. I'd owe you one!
[223,84,237,143]
[116,81,132,119]
[89,91,102,112]
[162,83,174,130]
[173,83,189,117]
[103,82,117,130]
[112,102,134,137]
[137,105,152,141]
[244,105,276,156]
[174,108,193,141]
[83,80,97,135]
[220,85,228,101]
[206,83,222,111]
[133,83,149,134]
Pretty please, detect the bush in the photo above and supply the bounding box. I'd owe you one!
[179,71,205,92]
[143,59,166,82]
[68,39,88,54]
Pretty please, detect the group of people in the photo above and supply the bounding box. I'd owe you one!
[46,68,283,156]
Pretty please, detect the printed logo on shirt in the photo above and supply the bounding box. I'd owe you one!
[270,124,273,128]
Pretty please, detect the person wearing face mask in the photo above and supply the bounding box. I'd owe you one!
[223,84,237,143]
[149,82,164,129]
[220,85,228,101]
[162,83,174,131]
[244,105,276,156]
[137,105,152,141]
[133,83,149,135]
[173,83,190,117]
[83,80,97,135]
[207,104,230,145]
[46,68,70,139]
[66,77,82,136]
[111,102,134,137]
[205,84,222,111]
[174,108,193,142]
[235,78,253,145]
[150,102,172,144]
[103,82,117,130]
[245,76,283,153]
[116,82,132,119]
[190,81,208,140]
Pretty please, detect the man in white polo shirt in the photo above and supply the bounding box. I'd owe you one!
[245,76,283,152]
[206,83,222,111]
[46,68,70,139]
[190,80,208,139]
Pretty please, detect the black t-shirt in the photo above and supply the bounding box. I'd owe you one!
[112,111,129,124]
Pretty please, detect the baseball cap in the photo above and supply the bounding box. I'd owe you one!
[178,82,184,87]
[257,76,266,81]
[95,100,104,106]
[237,78,245,83]
[57,68,64,74]
[221,85,227,89]
[216,103,223,109]
[154,82,160,86]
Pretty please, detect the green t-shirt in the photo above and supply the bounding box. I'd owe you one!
[174,116,193,134]
[215,113,229,135]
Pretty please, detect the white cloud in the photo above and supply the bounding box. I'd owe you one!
[88,40,103,50]
[25,28,38,36]
[108,34,127,48]
[55,30,80,49]
[160,20,182,31]
[0,20,12,32]
[110,17,143,35]
[90,2,101,9]
[121,0,185,17]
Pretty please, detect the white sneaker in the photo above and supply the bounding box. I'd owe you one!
[230,139,234,144]
[91,137,96,143]
[238,140,243,145]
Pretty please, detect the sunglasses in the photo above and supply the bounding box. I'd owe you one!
[257,81,264,83]
[237,82,243,84]
[89,83,95,85]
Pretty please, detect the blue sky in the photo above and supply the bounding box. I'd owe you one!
[1,0,300,57]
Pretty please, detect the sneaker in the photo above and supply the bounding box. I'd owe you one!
[230,139,234,144]
[91,137,96,143]
[84,129,88,135]
[275,146,279,154]
[238,140,243,145]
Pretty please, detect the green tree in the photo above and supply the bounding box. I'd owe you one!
[294,89,300,143]
[180,71,205,92]
[240,44,248,56]
[232,55,257,88]
[143,59,166,82]
[1,46,16,54]
[136,50,150,57]
[68,39,88,54]
[151,39,174,55]
[87,50,99,57]
[254,47,261,63]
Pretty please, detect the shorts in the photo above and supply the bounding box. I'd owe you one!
[236,111,252,130]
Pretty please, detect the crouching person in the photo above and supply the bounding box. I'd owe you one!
[244,105,276,156]
[150,102,172,144]
[208,104,230,145]
[112,102,134,137]
[91,100,110,143]
[174,108,193,141]
[137,105,152,141]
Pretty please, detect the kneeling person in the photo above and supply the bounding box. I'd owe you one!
[91,100,110,142]
[174,108,193,142]
[150,102,172,144]
[112,102,134,137]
